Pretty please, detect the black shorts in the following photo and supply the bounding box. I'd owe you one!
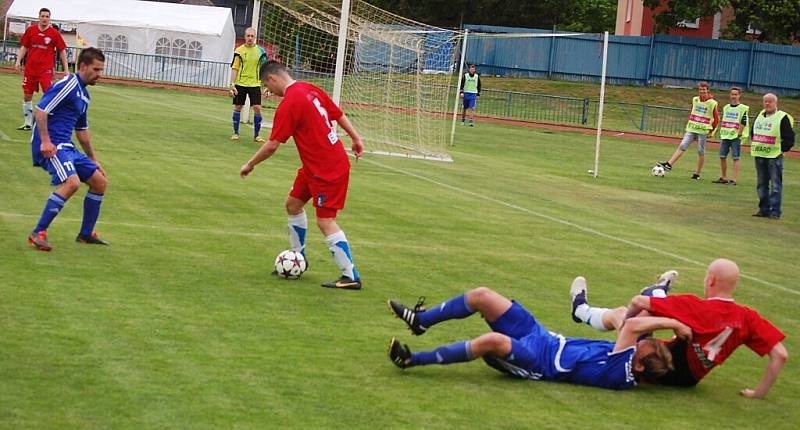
[654,338,700,387]
[232,85,262,106]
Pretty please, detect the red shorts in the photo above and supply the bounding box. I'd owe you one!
[22,72,54,95]
[289,168,350,218]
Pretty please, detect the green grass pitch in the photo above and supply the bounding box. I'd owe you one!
[0,73,798,429]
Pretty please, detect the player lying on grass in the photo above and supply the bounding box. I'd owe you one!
[570,259,787,398]
[387,286,692,390]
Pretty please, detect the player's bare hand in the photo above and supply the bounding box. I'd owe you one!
[239,162,254,178]
[95,161,107,178]
[14,63,22,72]
[352,138,364,160]
[229,86,238,97]
[40,141,56,158]
[459,93,464,98]
[674,324,692,342]
[739,389,762,399]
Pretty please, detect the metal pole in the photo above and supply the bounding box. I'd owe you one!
[331,0,351,106]
[593,31,609,179]
[449,29,468,146]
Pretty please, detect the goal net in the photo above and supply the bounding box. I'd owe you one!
[258,0,460,161]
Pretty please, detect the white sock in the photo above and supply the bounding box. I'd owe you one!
[575,304,611,331]
[651,289,667,298]
[287,211,307,254]
[23,101,33,126]
[325,230,358,280]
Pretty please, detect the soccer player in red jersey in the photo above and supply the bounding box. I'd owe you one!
[570,259,787,398]
[240,60,365,290]
[14,7,70,131]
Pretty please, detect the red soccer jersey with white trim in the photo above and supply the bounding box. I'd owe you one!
[269,81,349,182]
[650,294,784,380]
[20,24,66,75]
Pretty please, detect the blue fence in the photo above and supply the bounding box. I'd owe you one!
[465,25,800,96]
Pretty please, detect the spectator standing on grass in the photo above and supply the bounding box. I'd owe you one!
[713,87,749,185]
[459,63,481,127]
[750,93,795,219]
[658,82,719,180]
[14,7,70,131]
[229,27,268,143]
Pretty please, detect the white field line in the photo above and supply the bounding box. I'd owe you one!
[65,83,797,295]
[362,157,799,296]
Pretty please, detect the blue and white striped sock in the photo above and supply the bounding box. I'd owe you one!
[34,192,67,233]
[79,192,104,237]
[325,230,359,280]
[287,211,307,256]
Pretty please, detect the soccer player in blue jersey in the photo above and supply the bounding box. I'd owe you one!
[388,286,691,390]
[27,47,109,251]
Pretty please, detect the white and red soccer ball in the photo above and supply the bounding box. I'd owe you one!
[274,250,307,279]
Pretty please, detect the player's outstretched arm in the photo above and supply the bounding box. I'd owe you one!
[614,316,690,352]
[740,342,788,399]
[336,114,363,159]
[240,139,280,178]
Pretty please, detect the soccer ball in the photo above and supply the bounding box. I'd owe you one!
[274,250,307,279]
[651,165,666,177]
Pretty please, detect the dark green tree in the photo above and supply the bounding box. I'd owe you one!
[724,0,800,44]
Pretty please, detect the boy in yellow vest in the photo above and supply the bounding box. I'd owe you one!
[459,64,481,127]
[657,82,720,180]
[713,87,749,185]
[750,93,795,219]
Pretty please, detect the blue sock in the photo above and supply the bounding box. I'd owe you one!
[412,340,472,366]
[417,294,474,328]
[254,114,262,138]
[232,110,241,134]
[34,192,67,233]
[79,192,104,237]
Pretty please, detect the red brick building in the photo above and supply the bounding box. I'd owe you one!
[615,0,735,39]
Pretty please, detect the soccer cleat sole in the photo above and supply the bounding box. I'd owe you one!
[388,337,412,369]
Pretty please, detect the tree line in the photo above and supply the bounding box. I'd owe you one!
[366,0,800,44]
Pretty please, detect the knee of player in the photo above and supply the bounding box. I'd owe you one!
[60,176,81,195]
[466,286,495,305]
[89,172,108,192]
[476,332,512,356]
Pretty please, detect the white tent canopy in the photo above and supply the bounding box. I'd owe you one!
[6,0,235,86]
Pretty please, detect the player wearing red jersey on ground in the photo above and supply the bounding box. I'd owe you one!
[240,60,365,290]
[570,259,787,398]
[14,7,69,131]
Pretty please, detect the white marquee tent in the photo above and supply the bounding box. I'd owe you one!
[5,0,235,86]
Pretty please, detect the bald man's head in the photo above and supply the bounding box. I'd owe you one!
[704,258,740,298]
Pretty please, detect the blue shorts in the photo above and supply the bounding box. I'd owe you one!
[462,93,477,110]
[482,302,563,380]
[719,138,741,160]
[37,145,98,186]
